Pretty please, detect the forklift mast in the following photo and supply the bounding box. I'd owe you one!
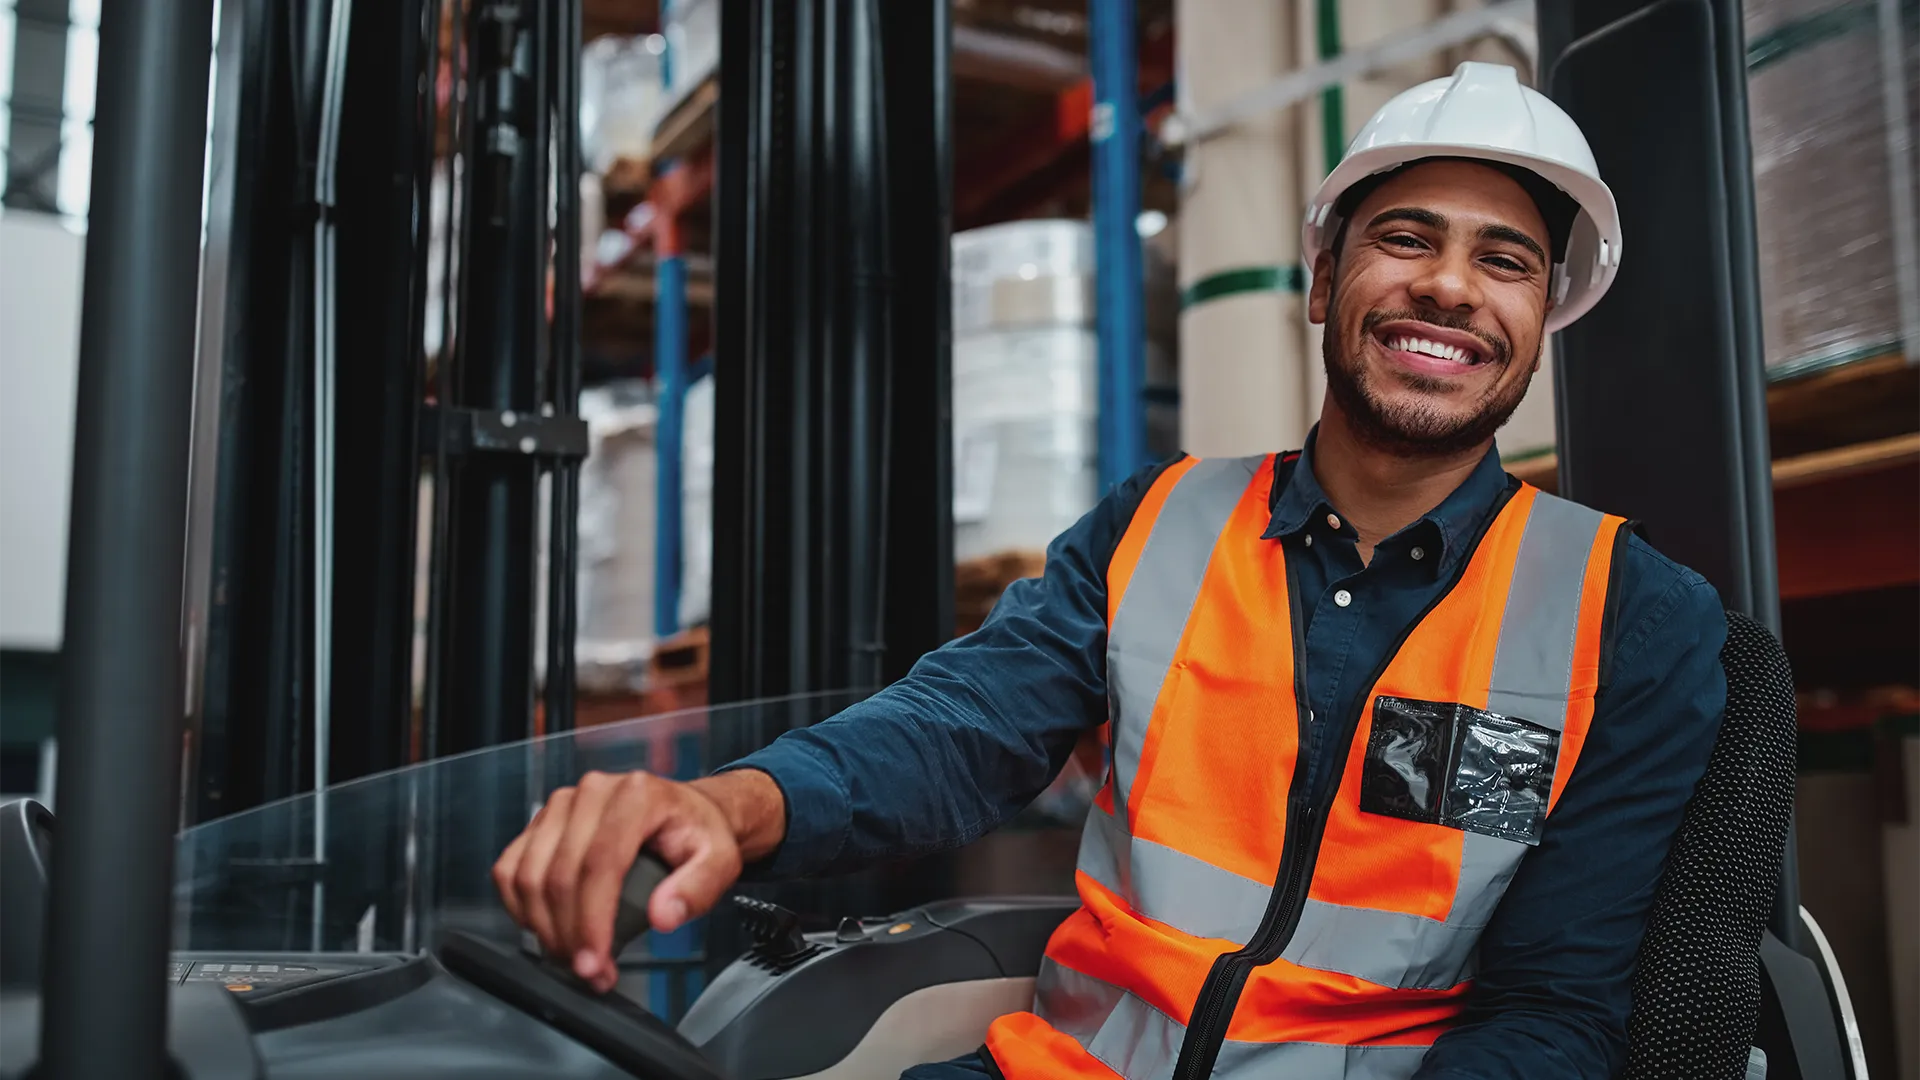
[1537,0,1797,941]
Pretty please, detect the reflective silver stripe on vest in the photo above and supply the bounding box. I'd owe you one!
[1485,492,1607,728]
[1081,793,1486,987]
[1036,959,1432,1080]
[1107,455,1262,825]
[1035,957,1186,1079]
[1077,804,1272,946]
[1280,897,1483,990]
[1451,491,1607,924]
[1215,1039,1432,1080]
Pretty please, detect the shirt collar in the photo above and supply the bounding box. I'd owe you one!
[1262,425,1515,568]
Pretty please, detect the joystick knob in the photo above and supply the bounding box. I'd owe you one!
[609,851,673,958]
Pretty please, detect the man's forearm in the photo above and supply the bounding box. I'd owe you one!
[700,459,1168,882]
[690,768,787,864]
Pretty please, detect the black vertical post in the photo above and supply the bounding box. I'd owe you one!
[708,0,954,968]
[1539,0,1796,942]
[40,0,214,1076]
[873,0,956,687]
[436,0,543,762]
[329,0,431,786]
[709,0,952,734]
[544,0,585,740]
[184,0,297,829]
[323,0,435,947]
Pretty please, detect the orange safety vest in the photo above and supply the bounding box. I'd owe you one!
[985,452,1628,1080]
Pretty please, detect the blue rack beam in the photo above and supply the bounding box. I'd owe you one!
[654,248,688,639]
[1090,0,1148,490]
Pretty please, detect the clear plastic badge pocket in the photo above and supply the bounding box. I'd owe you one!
[1358,697,1561,846]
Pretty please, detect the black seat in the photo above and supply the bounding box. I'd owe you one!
[1622,609,1859,1080]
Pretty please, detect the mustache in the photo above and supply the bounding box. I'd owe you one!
[1361,308,1509,366]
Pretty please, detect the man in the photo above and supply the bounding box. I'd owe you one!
[494,63,1727,1079]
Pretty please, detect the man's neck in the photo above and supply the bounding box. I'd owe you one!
[1310,404,1492,561]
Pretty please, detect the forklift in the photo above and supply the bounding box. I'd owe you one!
[0,0,1872,1076]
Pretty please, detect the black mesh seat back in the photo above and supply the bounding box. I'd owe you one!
[1623,609,1798,1080]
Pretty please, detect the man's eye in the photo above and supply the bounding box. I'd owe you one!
[1484,255,1526,272]
[1382,234,1426,249]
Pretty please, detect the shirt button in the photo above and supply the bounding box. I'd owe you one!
[1303,534,1313,548]
[1411,546,1426,561]
[1326,513,1342,530]
[1334,589,1353,608]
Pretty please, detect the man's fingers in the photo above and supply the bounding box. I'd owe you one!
[573,773,663,977]
[493,799,554,924]
[512,787,575,956]
[545,772,621,960]
[492,828,532,925]
[648,821,741,934]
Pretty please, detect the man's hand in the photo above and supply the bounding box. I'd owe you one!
[492,767,786,993]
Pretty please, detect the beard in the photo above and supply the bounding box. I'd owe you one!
[1322,303,1535,458]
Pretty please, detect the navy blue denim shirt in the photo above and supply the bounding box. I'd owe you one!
[725,431,1728,1079]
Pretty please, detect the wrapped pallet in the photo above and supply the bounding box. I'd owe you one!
[679,371,716,631]
[574,382,659,693]
[579,34,666,176]
[949,219,1179,566]
[1744,0,1919,376]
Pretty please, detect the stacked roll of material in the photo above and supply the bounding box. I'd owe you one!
[1745,0,1918,376]
[950,219,1179,564]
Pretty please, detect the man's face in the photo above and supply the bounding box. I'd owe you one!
[1308,159,1556,457]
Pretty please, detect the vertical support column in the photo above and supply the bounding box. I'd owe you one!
[707,0,953,973]
[655,240,689,639]
[544,0,585,738]
[1176,0,1308,457]
[1541,0,1793,943]
[422,0,550,919]
[1089,0,1147,488]
[40,0,214,1074]
[435,1,543,759]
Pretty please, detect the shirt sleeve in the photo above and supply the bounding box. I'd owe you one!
[718,458,1179,880]
[1413,540,1730,1079]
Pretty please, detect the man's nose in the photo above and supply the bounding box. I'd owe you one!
[1408,251,1482,313]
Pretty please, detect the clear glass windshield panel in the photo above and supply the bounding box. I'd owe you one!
[170,689,1100,1018]
[173,692,863,953]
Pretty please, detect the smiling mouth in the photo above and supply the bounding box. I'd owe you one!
[1374,329,1487,367]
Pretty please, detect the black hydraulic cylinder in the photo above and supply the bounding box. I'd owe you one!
[39,0,215,1076]
[435,2,544,759]
[709,0,954,736]
[328,0,433,789]
[543,0,586,740]
[707,0,954,974]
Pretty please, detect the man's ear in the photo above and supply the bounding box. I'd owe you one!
[1307,251,1336,325]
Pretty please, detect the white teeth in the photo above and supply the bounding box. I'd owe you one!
[1388,335,1474,364]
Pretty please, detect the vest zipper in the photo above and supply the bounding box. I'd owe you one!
[1170,557,1319,1080]
[1168,490,1514,1077]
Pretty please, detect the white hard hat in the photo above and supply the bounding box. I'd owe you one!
[1301,61,1622,334]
